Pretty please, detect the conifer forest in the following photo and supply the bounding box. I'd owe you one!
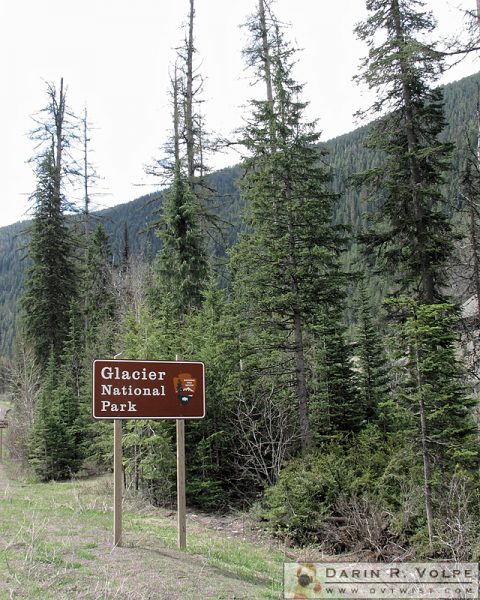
[2,0,480,561]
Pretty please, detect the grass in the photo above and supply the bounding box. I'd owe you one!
[0,464,286,599]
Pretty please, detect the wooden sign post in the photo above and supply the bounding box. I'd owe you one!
[176,419,186,549]
[113,353,124,547]
[113,418,123,546]
[175,355,186,550]
[92,357,205,550]
[0,419,9,462]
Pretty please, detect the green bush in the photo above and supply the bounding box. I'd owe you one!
[261,445,353,543]
[260,426,417,547]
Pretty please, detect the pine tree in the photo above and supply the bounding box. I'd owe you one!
[83,224,116,340]
[21,148,77,368]
[61,300,85,403]
[354,0,476,547]
[151,151,209,319]
[28,353,80,480]
[310,307,360,441]
[148,2,209,320]
[231,0,348,452]
[178,284,240,505]
[355,0,454,303]
[388,298,479,544]
[356,280,390,427]
[121,222,130,273]
[393,300,478,466]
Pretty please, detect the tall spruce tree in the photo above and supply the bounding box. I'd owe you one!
[83,224,116,340]
[354,0,454,303]
[355,1,478,545]
[310,306,360,441]
[231,0,348,452]
[387,298,478,544]
[149,66,209,320]
[28,353,80,480]
[22,149,77,368]
[22,79,78,369]
[356,280,390,427]
[148,1,209,320]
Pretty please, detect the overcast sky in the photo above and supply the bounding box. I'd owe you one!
[0,0,478,228]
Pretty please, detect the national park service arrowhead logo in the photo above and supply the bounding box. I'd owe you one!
[173,373,197,405]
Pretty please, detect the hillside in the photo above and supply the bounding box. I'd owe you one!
[0,71,479,356]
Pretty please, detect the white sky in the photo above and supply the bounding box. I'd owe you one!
[0,0,478,228]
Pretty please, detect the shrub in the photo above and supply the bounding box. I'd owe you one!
[261,445,354,544]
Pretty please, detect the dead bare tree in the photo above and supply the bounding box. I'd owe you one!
[433,473,478,561]
[233,384,299,488]
[113,255,151,323]
[29,78,81,213]
[6,336,41,462]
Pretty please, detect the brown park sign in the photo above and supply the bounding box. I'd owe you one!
[92,360,205,419]
[0,420,8,428]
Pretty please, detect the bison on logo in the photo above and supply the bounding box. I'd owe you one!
[173,373,196,405]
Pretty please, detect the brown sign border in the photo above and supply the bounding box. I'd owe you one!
[92,359,205,420]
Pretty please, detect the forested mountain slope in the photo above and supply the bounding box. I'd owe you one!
[328,71,480,229]
[0,72,478,356]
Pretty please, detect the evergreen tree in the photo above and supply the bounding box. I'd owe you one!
[310,307,360,441]
[456,102,480,317]
[387,298,479,544]
[356,280,390,427]
[151,154,209,319]
[146,0,215,322]
[355,0,454,303]
[231,0,348,452]
[83,224,116,340]
[61,299,85,402]
[178,284,240,506]
[391,299,478,468]
[121,222,130,273]
[148,4,210,320]
[354,1,478,547]
[28,353,80,480]
[21,149,77,368]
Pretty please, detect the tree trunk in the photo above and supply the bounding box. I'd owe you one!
[285,170,310,451]
[83,108,90,334]
[258,0,274,108]
[185,0,195,184]
[172,64,181,169]
[83,107,90,240]
[418,392,434,547]
[392,0,435,303]
[475,3,480,315]
[468,184,480,317]
[258,0,276,148]
[54,78,65,201]
[412,309,434,549]
[294,311,311,453]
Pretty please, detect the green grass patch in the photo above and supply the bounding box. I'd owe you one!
[0,471,285,599]
[126,511,284,597]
